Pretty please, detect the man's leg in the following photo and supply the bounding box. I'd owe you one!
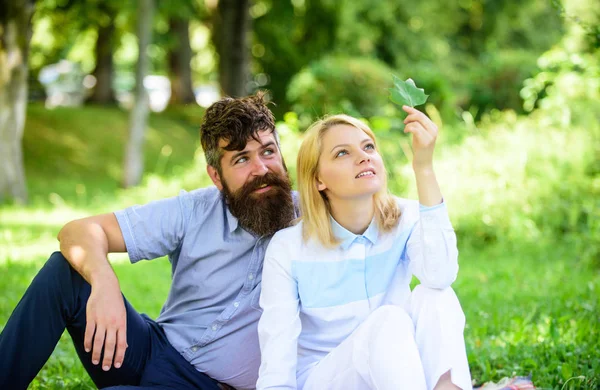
[409,285,473,390]
[0,252,152,389]
[136,320,221,390]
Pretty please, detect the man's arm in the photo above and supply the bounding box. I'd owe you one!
[58,213,126,282]
[57,213,128,372]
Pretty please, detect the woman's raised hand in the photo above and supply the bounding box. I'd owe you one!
[402,105,438,169]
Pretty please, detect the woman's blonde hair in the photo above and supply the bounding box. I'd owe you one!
[297,114,401,247]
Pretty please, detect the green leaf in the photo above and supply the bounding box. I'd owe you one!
[561,363,573,380]
[389,75,429,108]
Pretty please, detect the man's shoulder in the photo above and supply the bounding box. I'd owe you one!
[177,186,222,211]
[182,186,221,202]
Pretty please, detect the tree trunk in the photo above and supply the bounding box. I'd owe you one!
[88,22,116,104]
[123,0,155,188]
[0,0,34,204]
[213,0,251,97]
[168,17,196,104]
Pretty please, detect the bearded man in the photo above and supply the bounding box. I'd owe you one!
[0,92,297,390]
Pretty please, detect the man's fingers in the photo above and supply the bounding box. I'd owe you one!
[84,320,96,353]
[113,327,128,369]
[102,329,117,371]
[91,326,106,365]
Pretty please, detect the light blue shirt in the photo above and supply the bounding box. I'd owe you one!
[114,186,298,390]
[257,199,458,389]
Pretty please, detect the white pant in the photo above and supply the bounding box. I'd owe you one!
[302,286,473,390]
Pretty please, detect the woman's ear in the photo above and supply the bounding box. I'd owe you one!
[316,177,326,192]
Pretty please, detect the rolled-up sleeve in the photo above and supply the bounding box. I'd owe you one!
[114,191,192,263]
[406,201,459,289]
[257,234,301,390]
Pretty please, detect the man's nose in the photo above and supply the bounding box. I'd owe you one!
[251,158,269,176]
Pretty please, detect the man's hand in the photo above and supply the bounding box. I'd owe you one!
[402,105,439,169]
[84,279,128,371]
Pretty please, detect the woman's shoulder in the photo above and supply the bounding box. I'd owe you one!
[392,196,420,215]
[269,220,305,250]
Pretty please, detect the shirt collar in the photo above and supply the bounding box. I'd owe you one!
[330,215,379,250]
[225,203,240,234]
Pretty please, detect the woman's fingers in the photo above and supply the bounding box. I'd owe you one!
[404,122,433,145]
[402,106,438,137]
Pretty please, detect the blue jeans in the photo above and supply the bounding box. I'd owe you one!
[0,252,221,390]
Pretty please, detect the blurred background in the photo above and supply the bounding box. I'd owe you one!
[0,0,599,388]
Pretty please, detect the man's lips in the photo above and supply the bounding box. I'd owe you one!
[252,183,273,193]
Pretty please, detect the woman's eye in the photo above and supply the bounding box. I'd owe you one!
[365,143,375,150]
[335,150,348,158]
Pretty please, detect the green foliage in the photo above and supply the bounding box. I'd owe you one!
[389,76,429,108]
[287,55,394,126]
[252,0,340,115]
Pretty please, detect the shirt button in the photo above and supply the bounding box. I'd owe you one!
[233,301,240,308]
[211,324,218,331]
[248,273,254,280]
[191,346,199,352]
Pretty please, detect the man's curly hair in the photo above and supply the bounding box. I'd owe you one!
[200,91,276,173]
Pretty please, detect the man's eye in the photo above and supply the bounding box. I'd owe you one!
[335,150,348,158]
[263,148,275,156]
[235,157,248,164]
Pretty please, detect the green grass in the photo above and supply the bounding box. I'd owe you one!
[1,104,599,389]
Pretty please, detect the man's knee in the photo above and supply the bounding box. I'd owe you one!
[36,251,83,288]
[46,251,70,268]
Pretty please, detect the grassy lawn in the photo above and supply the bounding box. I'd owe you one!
[1,104,598,389]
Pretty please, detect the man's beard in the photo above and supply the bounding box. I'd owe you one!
[222,171,295,237]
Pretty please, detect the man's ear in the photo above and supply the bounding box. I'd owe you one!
[316,176,326,192]
[207,165,223,191]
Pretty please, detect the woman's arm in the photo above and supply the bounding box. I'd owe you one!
[256,235,302,390]
[402,106,458,288]
[402,105,443,207]
[406,202,459,288]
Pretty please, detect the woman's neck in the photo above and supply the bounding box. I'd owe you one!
[328,196,375,235]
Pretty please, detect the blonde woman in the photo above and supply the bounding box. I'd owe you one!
[256,106,472,390]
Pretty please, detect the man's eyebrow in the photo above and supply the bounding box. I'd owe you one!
[330,138,371,152]
[261,141,276,150]
[229,150,248,163]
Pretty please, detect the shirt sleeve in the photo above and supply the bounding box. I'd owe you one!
[406,201,459,289]
[257,233,302,390]
[113,191,194,263]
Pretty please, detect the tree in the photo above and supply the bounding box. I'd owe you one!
[212,0,251,97]
[168,16,196,104]
[123,0,155,188]
[87,2,120,104]
[0,0,34,203]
